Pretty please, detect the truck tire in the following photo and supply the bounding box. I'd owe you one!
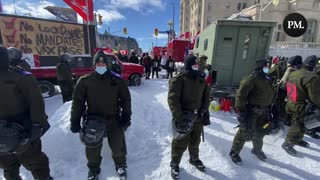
[129,74,141,86]
[38,80,55,98]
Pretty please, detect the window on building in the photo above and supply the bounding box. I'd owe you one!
[243,3,247,9]
[204,39,208,51]
[278,24,282,30]
[196,37,200,48]
[208,2,212,12]
[313,0,320,8]
[226,2,230,9]
[302,19,317,42]
[207,16,212,26]
[242,34,251,60]
[276,32,281,41]
[238,3,242,10]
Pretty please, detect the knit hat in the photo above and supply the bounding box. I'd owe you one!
[255,59,268,70]
[184,54,197,70]
[0,45,9,71]
[303,55,317,69]
[93,50,108,66]
[288,55,302,66]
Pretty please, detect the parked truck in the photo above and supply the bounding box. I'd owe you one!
[193,20,276,97]
[0,14,144,97]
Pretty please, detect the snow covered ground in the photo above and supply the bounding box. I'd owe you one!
[1,76,320,180]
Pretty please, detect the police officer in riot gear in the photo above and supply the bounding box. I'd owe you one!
[168,54,210,179]
[230,59,275,164]
[282,55,320,156]
[0,46,52,180]
[70,51,131,180]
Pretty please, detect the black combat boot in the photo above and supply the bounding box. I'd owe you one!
[296,140,310,148]
[189,158,206,172]
[88,168,100,180]
[170,161,180,180]
[229,150,242,165]
[251,149,267,161]
[116,164,127,179]
[282,142,297,156]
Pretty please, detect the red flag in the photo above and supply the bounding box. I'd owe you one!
[185,32,190,39]
[63,0,93,23]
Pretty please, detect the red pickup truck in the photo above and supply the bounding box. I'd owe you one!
[30,52,144,97]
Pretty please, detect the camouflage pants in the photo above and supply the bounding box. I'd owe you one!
[285,103,306,144]
[171,122,203,164]
[0,139,50,180]
[231,108,268,155]
[86,121,127,171]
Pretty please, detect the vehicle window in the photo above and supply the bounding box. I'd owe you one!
[70,56,92,68]
[204,39,208,51]
[242,34,251,60]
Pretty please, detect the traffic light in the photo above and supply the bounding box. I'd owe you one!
[123,27,127,35]
[98,14,103,25]
[154,28,158,36]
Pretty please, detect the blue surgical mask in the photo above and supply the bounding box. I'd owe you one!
[95,67,107,75]
[262,66,269,74]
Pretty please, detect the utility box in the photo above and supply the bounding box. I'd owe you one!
[193,20,276,87]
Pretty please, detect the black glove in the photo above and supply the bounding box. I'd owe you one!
[70,121,81,133]
[120,113,131,131]
[200,109,210,126]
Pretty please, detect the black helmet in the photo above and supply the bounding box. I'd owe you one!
[7,47,22,66]
[172,111,198,140]
[303,55,318,70]
[0,121,26,154]
[79,115,107,148]
[59,53,72,63]
[0,45,9,71]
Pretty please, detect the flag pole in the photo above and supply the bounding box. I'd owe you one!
[85,0,91,54]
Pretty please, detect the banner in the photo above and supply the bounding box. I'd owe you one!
[63,0,93,23]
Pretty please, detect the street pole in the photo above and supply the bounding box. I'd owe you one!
[12,0,17,14]
[85,0,91,54]
[172,2,175,36]
[156,37,158,46]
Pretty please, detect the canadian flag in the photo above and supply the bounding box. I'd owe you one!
[63,0,94,23]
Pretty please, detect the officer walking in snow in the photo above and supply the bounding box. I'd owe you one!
[151,55,161,79]
[56,53,74,103]
[168,54,210,179]
[229,59,275,165]
[0,46,52,180]
[70,51,131,180]
[282,55,320,156]
[165,56,175,79]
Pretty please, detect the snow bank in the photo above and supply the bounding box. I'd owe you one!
[1,78,320,180]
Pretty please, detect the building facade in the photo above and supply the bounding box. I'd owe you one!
[244,0,320,43]
[179,0,259,36]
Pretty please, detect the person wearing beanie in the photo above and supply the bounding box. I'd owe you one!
[151,55,161,79]
[70,50,131,179]
[167,53,210,179]
[0,45,53,180]
[142,52,152,79]
[56,53,74,103]
[269,56,286,83]
[282,55,320,156]
[230,58,275,164]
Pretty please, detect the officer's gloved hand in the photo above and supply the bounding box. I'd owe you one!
[120,113,131,131]
[200,109,210,126]
[70,121,81,133]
